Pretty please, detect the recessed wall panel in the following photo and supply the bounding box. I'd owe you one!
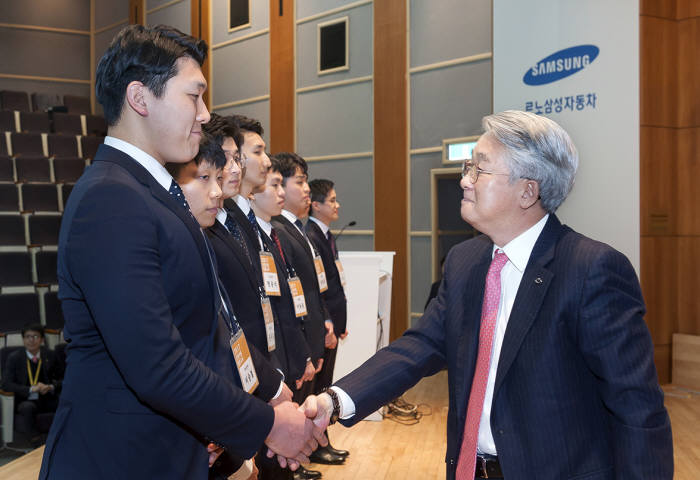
[296,0,368,21]
[411,236,432,314]
[212,34,270,105]
[212,0,269,46]
[334,234,373,252]
[216,100,270,144]
[410,60,492,149]
[410,152,442,231]
[296,6,372,88]
[95,0,129,30]
[2,0,90,31]
[146,0,191,35]
[297,82,372,157]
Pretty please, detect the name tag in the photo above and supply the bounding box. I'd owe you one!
[288,276,308,317]
[335,259,347,287]
[261,296,275,352]
[260,252,281,296]
[314,255,328,292]
[230,330,259,394]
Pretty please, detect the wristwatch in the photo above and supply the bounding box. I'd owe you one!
[325,388,340,425]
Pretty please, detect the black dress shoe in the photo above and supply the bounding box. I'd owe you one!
[309,445,345,465]
[293,465,322,479]
[326,441,349,458]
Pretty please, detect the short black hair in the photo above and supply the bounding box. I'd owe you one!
[22,323,45,338]
[271,152,308,184]
[231,115,264,137]
[203,113,243,150]
[309,179,334,204]
[166,132,226,178]
[95,24,208,126]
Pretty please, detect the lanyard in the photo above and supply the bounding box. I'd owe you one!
[27,358,42,386]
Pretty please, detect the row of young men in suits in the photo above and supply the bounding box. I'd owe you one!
[40,25,327,479]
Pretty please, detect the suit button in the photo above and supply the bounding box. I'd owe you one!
[449,458,455,465]
[498,429,505,435]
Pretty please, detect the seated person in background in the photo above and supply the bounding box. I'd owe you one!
[2,324,63,447]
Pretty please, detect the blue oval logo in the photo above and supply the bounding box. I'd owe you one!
[523,45,599,86]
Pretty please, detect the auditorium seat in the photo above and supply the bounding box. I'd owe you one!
[80,135,103,159]
[0,133,8,155]
[19,112,50,133]
[54,157,85,183]
[28,215,61,246]
[86,115,107,137]
[44,292,65,331]
[0,156,14,182]
[47,133,79,158]
[32,93,63,113]
[61,183,74,206]
[0,293,41,333]
[63,95,90,114]
[0,183,20,211]
[9,132,44,156]
[21,183,59,212]
[0,252,33,287]
[0,90,30,112]
[52,113,83,135]
[0,110,15,131]
[36,251,58,285]
[0,215,26,245]
[15,156,51,183]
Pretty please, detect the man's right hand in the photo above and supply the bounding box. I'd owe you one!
[264,401,327,468]
[296,360,316,389]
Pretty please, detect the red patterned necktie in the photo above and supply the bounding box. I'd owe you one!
[456,249,509,479]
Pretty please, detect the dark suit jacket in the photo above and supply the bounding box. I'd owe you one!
[40,144,274,479]
[271,215,327,362]
[305,220,347,335]
[207,218,289,380]
[335,215,673,480]
[2,346,63,405]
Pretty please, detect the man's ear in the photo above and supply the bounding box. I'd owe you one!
[520,179,540,209]
[125,81,149,117]
[310,200,320,214]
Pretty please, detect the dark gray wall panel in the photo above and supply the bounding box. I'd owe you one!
[147,0,191,34]
[0,78,89,100]
[216,100,270,144]
[335,234,373,252]
[95,24,127,62]
[410,236,432,314]
[95,0,129,30]
[212,0,269,46]
[296,5,372,89]
[304,157,374,230]
[296,81,372,157]
[148,0,183,10]
[212,34,270,105]
[0,29,89,79]
[409,0,491,68]
[296,0,365,21]
[410,60,491,149]
[1,0,90,31]
[410,151,442,231]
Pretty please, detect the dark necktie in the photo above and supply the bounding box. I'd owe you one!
[247,209,260,235]
[270,227,286,264]
[168,180,191,211]
[328,230,338,259]
[225,213,252,263]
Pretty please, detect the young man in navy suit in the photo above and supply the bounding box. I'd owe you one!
[306,111,673,479]
[40,24,323,479]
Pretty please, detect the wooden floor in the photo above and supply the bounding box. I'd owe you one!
[2,373,699,479]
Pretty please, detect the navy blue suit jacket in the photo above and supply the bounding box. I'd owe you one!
[40,145,274,479]
[335,215,673,479]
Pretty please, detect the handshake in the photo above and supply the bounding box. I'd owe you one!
[264,392,335,470]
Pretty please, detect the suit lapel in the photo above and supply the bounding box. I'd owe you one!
[224,198,260,255]
[209,220,261,294]
[493,215,563,397]
[275,215,315,264]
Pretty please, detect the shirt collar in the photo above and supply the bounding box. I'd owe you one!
[235,195,251,215]
[26,349,40,360]
[216,208,228,229]
[281,209,298,225]
[309,216,330,237]
[104,136,173,191]
[494,214,549,273]
[257,217,272,237]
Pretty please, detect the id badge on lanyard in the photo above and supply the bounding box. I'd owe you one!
[335,259,347,287]
[314,255,328,292]
[230,330,259,393]
[259,251,281,296]
[287,276,308,317]
[261,296,275,352]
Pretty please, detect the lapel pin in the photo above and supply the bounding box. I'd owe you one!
[534,277,543,284]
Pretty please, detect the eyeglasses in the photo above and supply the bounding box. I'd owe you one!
[225,151,246,167]
[461,161,511,183]
[23,334,41,340]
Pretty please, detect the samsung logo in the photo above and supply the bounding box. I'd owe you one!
[523,45,599,86]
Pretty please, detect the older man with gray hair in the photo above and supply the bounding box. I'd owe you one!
[303,110,673,479]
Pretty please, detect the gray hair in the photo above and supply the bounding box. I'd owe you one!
[482,110,578,213]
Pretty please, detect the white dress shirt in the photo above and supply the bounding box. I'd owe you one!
[216,208,229,229]
[235,195,263,250]
[104,136,173,191]
[332,214,550,442]
[257,217,273,238]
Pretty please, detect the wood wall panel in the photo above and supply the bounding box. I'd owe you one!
[677,18,700,127]
[640,16,678,127]
[640,0,677,19]
[374,0,408,340]
[677,0,700,18]
[269,0,295,153]
[676,128,700,234]
[654,344,671,384]
[641,237,678,346]
[640,127,677,235]
[191,0,211,109]
[677,237,700,335]
[128,0,145,25]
